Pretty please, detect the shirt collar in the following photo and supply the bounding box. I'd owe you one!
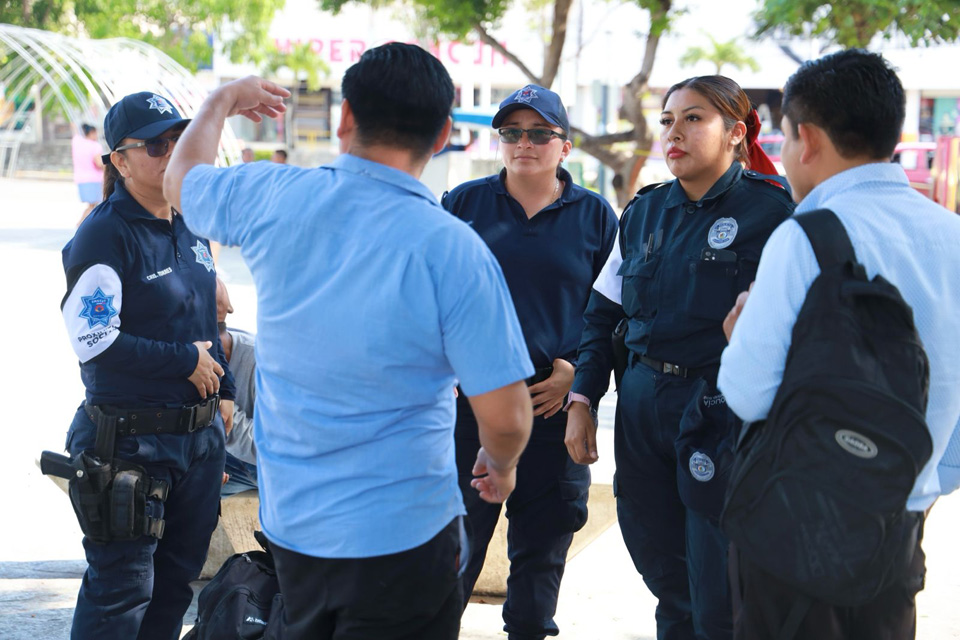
[489,166,585,203]
[663,161,743,208]
[797,162,910,213]
[110,180,175,223]
[329,153,439,205]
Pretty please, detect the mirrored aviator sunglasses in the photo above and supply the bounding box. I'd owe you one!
[114,135,181,158]
[498,127,566,145]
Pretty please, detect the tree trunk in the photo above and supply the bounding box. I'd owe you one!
[584,0,670,208]
[541,0,573,88]
[475,0,672,208]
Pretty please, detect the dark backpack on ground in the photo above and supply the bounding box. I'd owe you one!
[183,531,284,640]
[721,209,932,609]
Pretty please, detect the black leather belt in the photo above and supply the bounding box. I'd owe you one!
[526,366,554,386]
[638,355,715,379]
[85,395,220,437]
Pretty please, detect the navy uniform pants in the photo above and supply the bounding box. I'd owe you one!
[65,404,225,640]
[615,361,732,640]
[455,395,590,640]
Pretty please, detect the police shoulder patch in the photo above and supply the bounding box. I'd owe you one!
[79,287,119,329]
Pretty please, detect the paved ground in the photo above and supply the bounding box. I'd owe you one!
[1,177,958,639]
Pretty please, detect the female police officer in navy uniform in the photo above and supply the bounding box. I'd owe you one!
[442,85,618,640]
[565,76,794,640]
[60,92,235,640]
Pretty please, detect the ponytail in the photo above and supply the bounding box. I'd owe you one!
[102,161,123,200]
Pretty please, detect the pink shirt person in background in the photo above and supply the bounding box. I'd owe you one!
[72,124,104,225]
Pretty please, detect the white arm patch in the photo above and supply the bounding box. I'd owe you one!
[592,233,623,305]
[63,264,123,362]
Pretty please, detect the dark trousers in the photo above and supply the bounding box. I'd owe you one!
[731,524,926,640]
[455,395,590,640]
[614,362,732,640]
[66,404,225,640]
[269,517,463,640]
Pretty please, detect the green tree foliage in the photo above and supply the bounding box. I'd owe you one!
[320,0,676,205]
[755,0,960,48]
[264,41,330,91]
[680,35,759,74]
[0,0,288,71]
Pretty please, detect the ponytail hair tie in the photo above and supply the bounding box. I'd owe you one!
[744,107,779,177]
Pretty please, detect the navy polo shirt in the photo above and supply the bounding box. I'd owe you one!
[573,162,794,404]
[61,181,234,407]
[442,167,618,369]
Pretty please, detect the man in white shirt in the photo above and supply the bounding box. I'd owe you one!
[719,49,960,640]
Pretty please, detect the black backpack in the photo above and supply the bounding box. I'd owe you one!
[721,209,932,609]
[183,531,284,640]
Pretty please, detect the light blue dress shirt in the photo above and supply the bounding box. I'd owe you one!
[719,162,960,511]
[182,155,534,557]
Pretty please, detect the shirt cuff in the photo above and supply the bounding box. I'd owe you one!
[563,392,591,412]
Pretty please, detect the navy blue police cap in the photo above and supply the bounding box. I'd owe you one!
[492,84,569,133]
[101,92,190,164]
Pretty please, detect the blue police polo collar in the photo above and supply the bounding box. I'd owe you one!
[490,167,586,204]
[663,161,743,209]
[330,154,439,205]
[109,180,179,223]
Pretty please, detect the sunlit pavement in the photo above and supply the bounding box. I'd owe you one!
[1,178,956,639]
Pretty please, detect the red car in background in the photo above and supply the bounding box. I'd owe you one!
[892,141,936,197]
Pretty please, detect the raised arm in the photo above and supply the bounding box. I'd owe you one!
[164,76,290,212]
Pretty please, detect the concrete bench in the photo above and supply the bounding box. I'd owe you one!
[38,460,618,595]
[202,484,619,595]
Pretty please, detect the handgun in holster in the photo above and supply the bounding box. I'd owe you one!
[40,407,169,544]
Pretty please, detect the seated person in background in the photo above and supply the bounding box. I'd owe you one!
[271,149,288,164]
[216,278,258,497]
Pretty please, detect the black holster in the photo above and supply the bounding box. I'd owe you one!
[612,318,629,391]
[41,405,169,544]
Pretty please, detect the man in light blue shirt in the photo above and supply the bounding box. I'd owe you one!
[163,44,534,639]
[719,50,960,639]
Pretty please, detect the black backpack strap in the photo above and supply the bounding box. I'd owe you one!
[793,209,858,272]
[777,595,813,640]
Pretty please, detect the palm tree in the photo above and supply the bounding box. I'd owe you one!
[680,35,760,75]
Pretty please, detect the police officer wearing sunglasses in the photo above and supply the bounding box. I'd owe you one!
[59,92,235,640]
[442,85,618,640]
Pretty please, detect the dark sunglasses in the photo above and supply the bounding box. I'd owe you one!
[498,128,567,145]
[114,134,181,158]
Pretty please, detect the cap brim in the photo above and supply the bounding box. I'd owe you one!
[103,118,190,166]
[491,103,563,130]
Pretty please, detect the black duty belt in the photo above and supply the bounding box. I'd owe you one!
[638,355,716,379]
[85,395,220,437]
[526,366,554,386]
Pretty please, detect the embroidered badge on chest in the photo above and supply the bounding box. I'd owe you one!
[191,240,216,272]
[707,217,738,249]
[79,287,118,328]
